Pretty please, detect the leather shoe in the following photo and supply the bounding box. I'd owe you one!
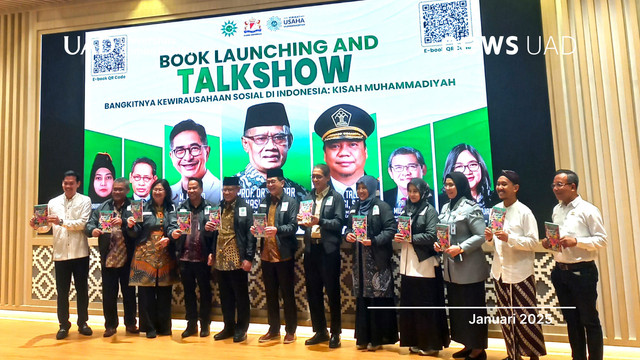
[329,333,341,348]
[200,326,210,337]
[78,323,93,336]
[103,328,117,337]
[146,330,157,338]
[283,332,296,344]
[56,328,69,340]
[125,325,139,334]
[213,328,234,341]
[181,325,198,338]
[367,343,382,351]
[465,350,487,360]
[452,348,472,358]
[305,331,329,345]
[356,343,367,350]
[233,332,247,343]
[258,331,280,343]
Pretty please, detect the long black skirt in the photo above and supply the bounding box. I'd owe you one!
[399,273,450,350]
[355,297,399,347]
[446,281,488,349]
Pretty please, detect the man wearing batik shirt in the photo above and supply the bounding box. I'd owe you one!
[86,178,139,337]
[208,176,255,343]
[175,177,215,338]
[236,102,308,210]
[543,169,607,360]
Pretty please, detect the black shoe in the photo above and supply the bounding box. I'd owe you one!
[158,330,172,336]
[214,328,234,341]
[465,350,487,360]
[452,348,472,358]
[56,328,69,340]
[233,332,247,343]
[78,323,93,336]
[103,328,117,337]
[146,330,157,338]
[182,325,197,338]
[329,333,341,348]
[200,326,210,337]
[305,331,330,345]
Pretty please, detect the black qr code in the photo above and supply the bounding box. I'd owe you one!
[91,36,127,75]
[420,0,470,46]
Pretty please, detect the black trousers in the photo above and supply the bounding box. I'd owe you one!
[139,285,173,334]
[216,269,250,334]
[304,245,341,334]
[54,257,89,329]
[262,259,297,334]
[179,261,212,326]
[551,262,603,360]
[101,264,137,329]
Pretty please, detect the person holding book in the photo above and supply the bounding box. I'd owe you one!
[434,172,488,360]
[345,175,398,352]
[129,179,180,338]
[542,169,607,360]
[85,178,139,337]
[29,170,93,340]
[207,176,255,343]
[174,177,216,338]
[252,168,299,344]
[394,178,449,356]
[484,170,546,360]
[298,164,345,348]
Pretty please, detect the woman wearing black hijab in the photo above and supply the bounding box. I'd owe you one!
[435,172,489,360]
[394,178,450,356]
[345,175,398,352]
[88,152,116,204]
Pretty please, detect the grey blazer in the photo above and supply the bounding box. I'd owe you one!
[438,198,489,284]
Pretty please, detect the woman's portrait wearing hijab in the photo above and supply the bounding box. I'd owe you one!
[89,152,116,203]
[441,143,493,208]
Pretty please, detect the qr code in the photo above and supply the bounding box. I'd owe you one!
[420,0,471,47]
[91,35,127,75]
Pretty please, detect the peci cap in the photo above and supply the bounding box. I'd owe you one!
[314,104,375,142]
[244,102,290,132]
[222,176,240,186]
[266,168,284,179]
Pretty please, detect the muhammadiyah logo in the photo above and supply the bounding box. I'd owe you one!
[221,20,237,37]
[267,16,282,31]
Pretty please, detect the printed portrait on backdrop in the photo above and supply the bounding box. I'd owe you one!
[168,119,221,207]
[129,157,158,201]
[88,152,115,204]
[383,146,434,218]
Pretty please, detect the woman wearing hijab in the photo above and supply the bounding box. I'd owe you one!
[88,152,116,204]
[345,175,398,351]
[435,172,489,360]
[485,170,546,360]
[394,178,450,356]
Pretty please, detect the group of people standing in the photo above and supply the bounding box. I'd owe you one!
[31,165,607,360]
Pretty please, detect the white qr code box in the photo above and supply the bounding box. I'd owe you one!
[90,35,127,76]
[419,0,472,48]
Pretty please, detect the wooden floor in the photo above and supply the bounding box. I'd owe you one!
[0,310,637,359]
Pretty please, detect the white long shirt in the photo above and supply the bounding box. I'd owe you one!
[489,200,539,284]
[37,192,92,261]
[552,195,607,264]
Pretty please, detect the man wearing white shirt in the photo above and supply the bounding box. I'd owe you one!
[543,169,607,360]
[30,170,93,340]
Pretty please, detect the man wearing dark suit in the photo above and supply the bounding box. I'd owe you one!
[175,177,215,338]
[85,178,139,337]
[252,168,299,344]
[208,176,256,343]
[298,164,345,348]
[383,146,434,218]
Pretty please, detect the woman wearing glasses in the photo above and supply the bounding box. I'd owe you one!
[435,172,489,360]
[485,170,546,360]
[440,144,494,213]
[129,179,180,338]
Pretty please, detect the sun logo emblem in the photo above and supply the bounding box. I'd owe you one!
[267,16,282,31]
[221,21,237,37]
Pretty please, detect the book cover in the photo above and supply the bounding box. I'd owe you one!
[436,224,450,250]
[489,206,507,232]
[33,204,48,227]
[397,216,412,242]
[99,210,113,233]
[544,221,561,252]
[253,213,266,238]
[209,206,221,230]
[299,200,313,224]
[352,215,367,242]
[177,210,191,235]
[131,200,143,222]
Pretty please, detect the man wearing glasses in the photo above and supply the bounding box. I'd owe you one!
[236,102,308,210]
[169,119,221,207]
[383,146,433,218]
[129,157,158,201]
